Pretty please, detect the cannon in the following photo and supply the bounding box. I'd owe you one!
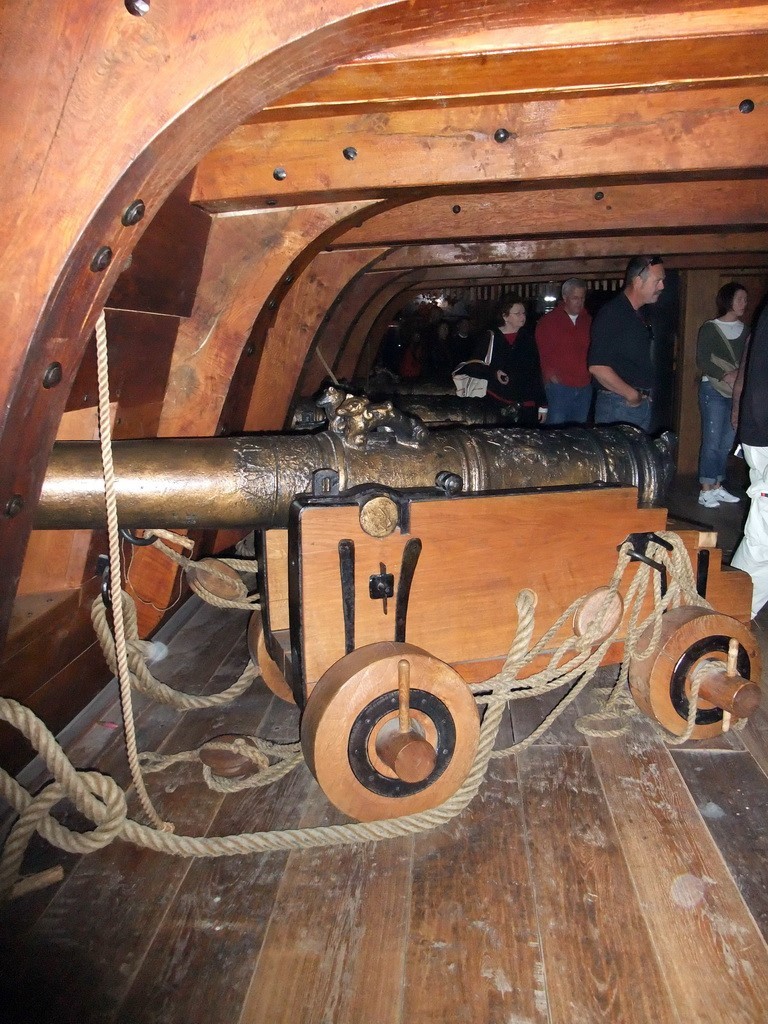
[37,415,675,530]
[36,396,760,821]
[290,393,521,430]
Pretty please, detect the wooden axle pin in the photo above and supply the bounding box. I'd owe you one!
[695,638,760,727]
[375,658,437,784]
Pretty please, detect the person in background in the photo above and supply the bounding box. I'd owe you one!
[696,281,749,508]
[535,277,592,424]
[449,317,475,367]
[731,301,768,619]
[474,297,547,426]
[398,326,424,379]
[588,255,665,431]
[425,319,455,383]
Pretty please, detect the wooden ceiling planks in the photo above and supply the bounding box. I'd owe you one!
[192,86,768,208]
[332,180,768,247]
[258,32,768,116]
[373,233,768,270]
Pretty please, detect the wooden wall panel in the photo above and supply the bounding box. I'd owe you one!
[106,174,212,318]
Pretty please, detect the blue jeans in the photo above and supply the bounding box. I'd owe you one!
[594,389,652,431]
[698,378,735,485]
[545,382,593,425]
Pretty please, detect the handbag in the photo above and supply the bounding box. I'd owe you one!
[452,359,489,398]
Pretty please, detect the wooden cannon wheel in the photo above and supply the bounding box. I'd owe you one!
[628,606,762,738]
[247,615,295,704]
[300,641,480,821]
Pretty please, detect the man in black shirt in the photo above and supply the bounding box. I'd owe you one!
[588,255,665,431]
[731,302,768,618]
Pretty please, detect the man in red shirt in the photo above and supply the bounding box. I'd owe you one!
[535,278,593,425]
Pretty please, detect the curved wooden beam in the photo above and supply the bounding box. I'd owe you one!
[0,0,553,647]
[298,260,398,397]
[241,248,387,431]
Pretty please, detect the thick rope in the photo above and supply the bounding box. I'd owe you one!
[94,311,168,833]
[0,533,738,897]
[91,591,256,710]
[143,530,260,611]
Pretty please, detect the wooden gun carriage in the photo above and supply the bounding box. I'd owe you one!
[37,399,762,822]
[234,406,761,822]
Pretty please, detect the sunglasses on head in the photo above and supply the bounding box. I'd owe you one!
[644,255,663,267]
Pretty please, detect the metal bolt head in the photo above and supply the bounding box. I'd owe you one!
[452,205,461,214]
[244,343,255,357]
[125,0,150,14]
[273,167,287,181]
[267,298,277,310]
[739,98,755,114]
[121,199,145,226]
[4,495,23,518]
[284,274,294,284]
[42,362,63,389]
[494,128,510,143]
[343,146,358,160]
[266,199,277,207]
[90,246,113,272]
[594,191,605,201]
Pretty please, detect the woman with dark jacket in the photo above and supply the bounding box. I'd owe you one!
[474,297,547,426]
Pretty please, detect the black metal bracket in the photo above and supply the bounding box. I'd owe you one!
[312,468,340,497]
[394,538,422,643]
[96,553,112,609]
[369,562,394,612]
[621,532,673,595]
[338,539,356,653]
[119,527,156,546]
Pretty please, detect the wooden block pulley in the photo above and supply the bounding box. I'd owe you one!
[300,641,480,821]
[185,558,243,601]
[628,606,761,738]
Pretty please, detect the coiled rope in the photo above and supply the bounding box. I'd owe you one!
[91,590,257,711]
[0,531,723,902]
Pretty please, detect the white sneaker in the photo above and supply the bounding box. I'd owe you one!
[712,486,740,503]
[698,490,721,508]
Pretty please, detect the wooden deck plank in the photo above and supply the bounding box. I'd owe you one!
[588,726,768,1023]
[517,744,680,1024]
[115,766,312,1024]
[403,756,548,1024]
[670,749,768,936]
[0,602,255,1023]
[238,784,413,1024]
[509,667,619,747]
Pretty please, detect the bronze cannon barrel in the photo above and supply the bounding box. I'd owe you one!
[35,425,675,530]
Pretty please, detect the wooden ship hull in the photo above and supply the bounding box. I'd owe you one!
[2,3,768,1021]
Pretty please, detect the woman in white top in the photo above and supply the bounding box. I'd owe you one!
[695,282,749,508]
